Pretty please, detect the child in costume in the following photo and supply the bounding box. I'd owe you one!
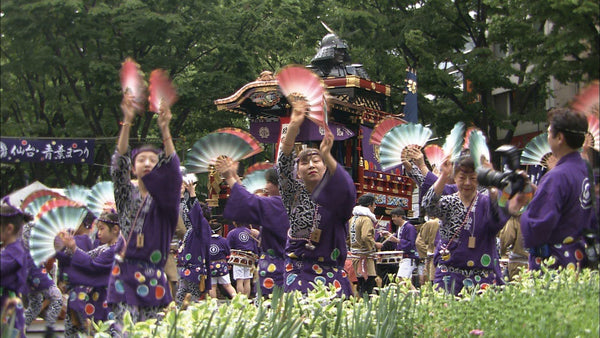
[1,197,32,337]
[56,211,122,337]
[175,180,212,305]
[207,221,236,299]
[226,222,259,297]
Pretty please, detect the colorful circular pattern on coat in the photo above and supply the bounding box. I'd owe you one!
[285,263,293,272]
[157,270,162,278]
[566,262,576,271]
[333,280,341,289]
[575,249,584,261]
[267,249,275,256]
[564,251,570,257]
[467,260,474,267]
[184,269,191,276]
[112,266,120,276]
[186,253,192,260]
[330,248,340,260]
[286,273,297,285]
[474,275,481,282]
[312,264,322,274]
[137,285,149,297]
[327,272,334,278]
[114,280,125,294]
[341,270,347,278]
[155,285,166,299]
[32,278,40,286]
[69,291,76,300]
[150,278,158,286]
[92,292,99,301]
[263,278,274,289]
[150,250,162,263]
[78,292,87,301]
[267,264,277,273]
[563,236,574,244]
[480,254,491,267]
[85,304,95,315]
[103,301,108,308]
[314,276,326,285]
[260,270,266,277]
[463,278,474,288]
[135,272,146,283]
[535,257,542,265]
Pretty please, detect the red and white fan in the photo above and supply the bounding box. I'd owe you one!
[276,65,327,125]
[185,129,264,174]
[423,144,445,171]
[520,133,556,169]
[585,113,599,152]
[29,200,88,266]
[86,181,116,218]
[120,58,147,112]
[462,126,478,149]
[369,117,406,145]
[244,161,274,176]
[21,190,66,213]
[378,123,432,171]
[148,69,178,113]
[570,81,599,117]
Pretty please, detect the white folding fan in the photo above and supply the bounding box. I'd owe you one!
[29,199,87,266]
[378,123,433,171]
[185,130,264,174]
[24,196,55,220]
[241,170,269,195]
[276,65,327,125]
[64,185,91,207]
[86,181,116,218]
[20,189,66,213]
[468,129,490,168]
[423,144,445,170]
[442,121,465,162]
[520,133,556,169]
[120,57,147,112]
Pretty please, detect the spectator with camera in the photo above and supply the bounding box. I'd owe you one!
[422,151,523,295]
[520,108,598,270]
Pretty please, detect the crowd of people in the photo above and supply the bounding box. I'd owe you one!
[1,89,598,337]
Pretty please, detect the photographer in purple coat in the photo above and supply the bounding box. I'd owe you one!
[520,108,598,270]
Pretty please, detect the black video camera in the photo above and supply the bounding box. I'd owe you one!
[476,145,526,198]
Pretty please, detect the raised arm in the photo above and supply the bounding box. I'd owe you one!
[117,94,138,155]
[280,100,308,155]
[157,101,175,157]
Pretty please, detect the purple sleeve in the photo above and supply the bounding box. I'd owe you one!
[142,153,182,213]
[0,250,22,274]
[520,182,561,248]
[188,202,210,240]
[70,248,114,274]
[312,164,356,219]
[224,184,281,229]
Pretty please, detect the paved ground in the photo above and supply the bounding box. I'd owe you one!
[26,319,65,338]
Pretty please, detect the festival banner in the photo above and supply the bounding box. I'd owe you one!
[0,138,95,164]
[403,68,418,123]
[360,126,403,175]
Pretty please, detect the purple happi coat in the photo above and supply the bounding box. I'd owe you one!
[1,239,28,336]
[224,183,289,296]
[277,151,356,297]
[521,152,597,270]
[107,151,182,307]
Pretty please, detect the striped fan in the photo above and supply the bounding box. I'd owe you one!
[442,122,465,162]
[276,65,327,125]
[379,123,432,171]
[64,185,91,207]
[148,69,178,113]
[585,113,599,152]
[241,170,269,194]
[571,81,599,117]
[24,196,55,220]
[369,117,406,145]
[185,131,264,174]
[29,203,87,266]
[468,129,490,168]
[36,199,84,220]
[214,128,263,158]
[462,126,478,149]
[244,161,274,176]
[120,58,147,112]
[423,144,445,170]
[87,181,116,217]
[520,133,556,169]
[21,190,66,212]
